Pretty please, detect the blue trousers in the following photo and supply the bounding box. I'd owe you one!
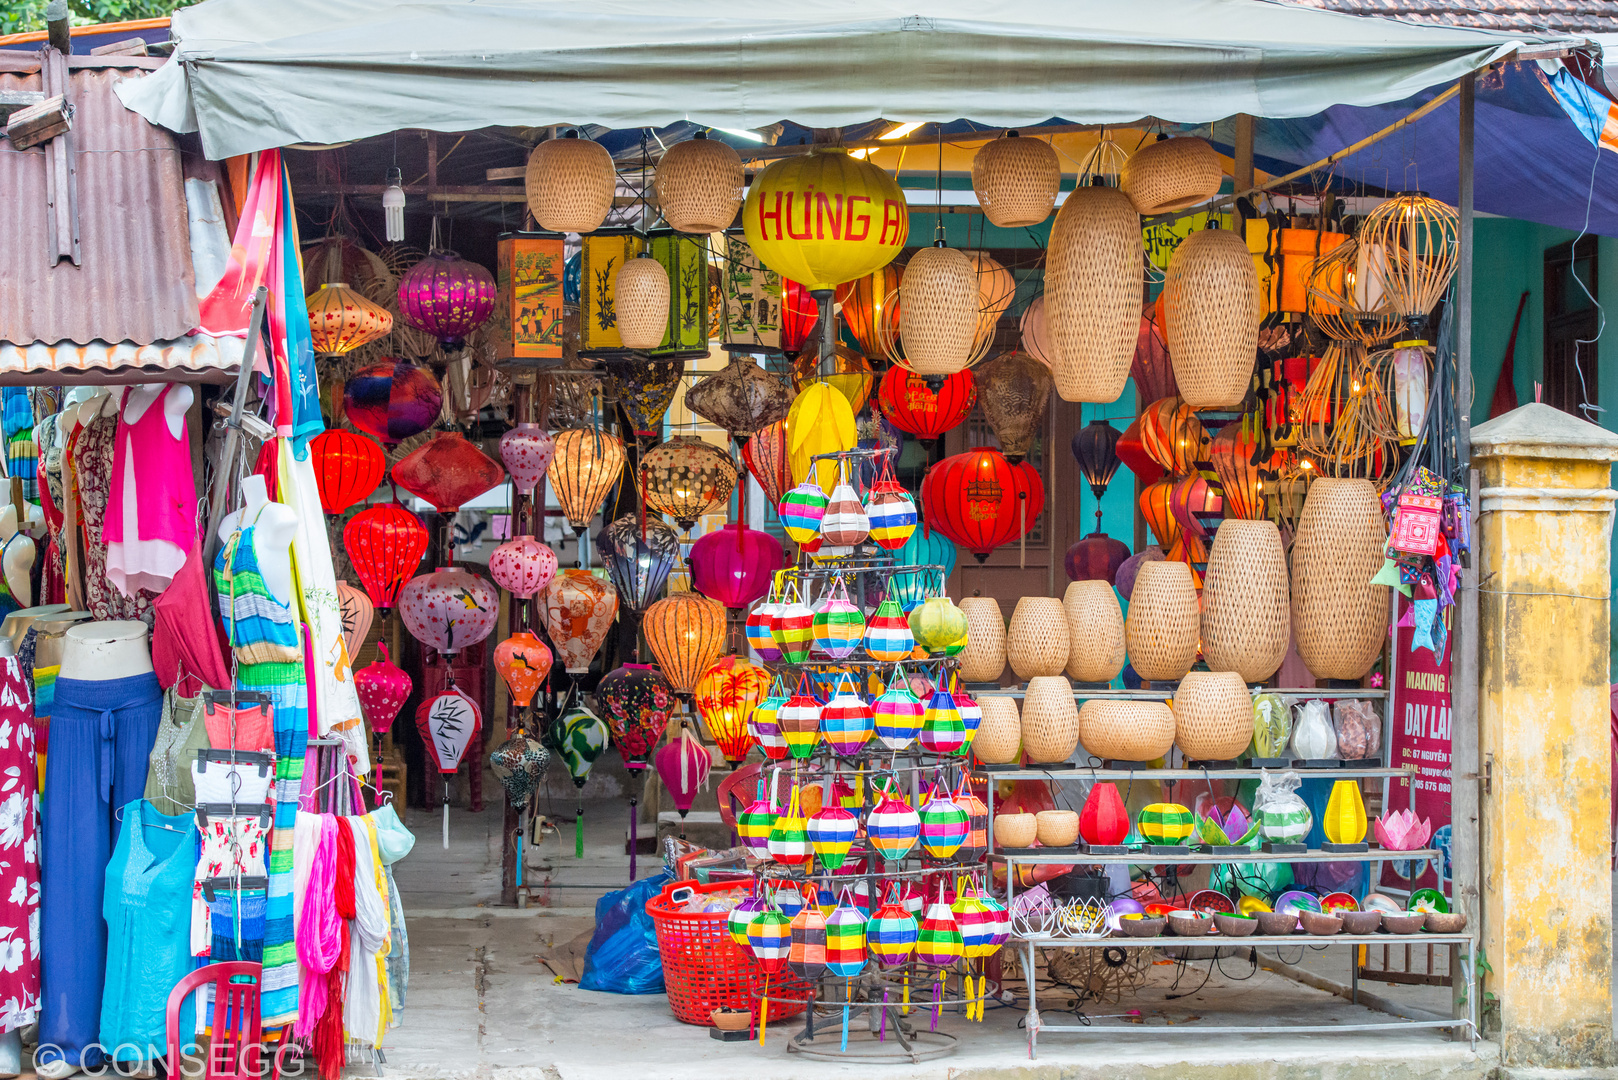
[40,673,161,1068]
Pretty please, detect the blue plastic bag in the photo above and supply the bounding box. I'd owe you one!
[578,872,671,995]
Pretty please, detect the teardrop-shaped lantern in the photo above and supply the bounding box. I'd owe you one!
[391,431,506,514]
[525,130,616,235]
[1046,187,1141,403]
[310,429,385,515]
[355,641,411,734]
[487,535,558,599]
[613,255,670,351]
[307,283,393,356]
[595,513,681,612]
[551,426,627,531]
[541,569,620,674]
[1019,294,1054,368]
[898,244,979,379]
[398,251,497,346]
[876,366,976,444]
[602,355,683,440]
[685,355,792,440]
[335,580,374,665]
[655,725,712,820]
[597,663,675,764]
[398,566,500,656]
[344,360,443,446]
[1071,420,1123,502]
[499,424,555,496]
[835,264,901,358]
[1079,781,1130,846]
[654,131,745,235]
[1164,228,1261,410]
[971,130,1061,228]
[343,502,428,609]
[642,591,728,695]
[493,631,554,708]
[689,523,783,609]
[639,435,738,530]
[693,655,772,765]
[975,352,1052,464]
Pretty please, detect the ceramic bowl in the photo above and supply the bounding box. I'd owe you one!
[711,1008,751,1031]
[1118,916,1166,938]
[1341,910,1383,935]
[1383,912,1426,935]
[1167,910,1213,936]
[1299,910,1343,936]
[1424,912,1468,934]
[1212,912,1258,937]
[1256,910,1299,936]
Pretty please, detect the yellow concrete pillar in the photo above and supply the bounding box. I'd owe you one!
[1472,402,1618,1067]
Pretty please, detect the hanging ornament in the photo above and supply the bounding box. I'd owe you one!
[391,431,506,514]
[553,691,610,795]
[692,655,771,765]
[654,131,745,234]
[865,468,918,551]
[787,383,857,495]
[398,566,500,656]
[770,582,815,663]
[306,283,393,356]
[921,448,1045,564]
[915,885,964,969]
[876,366,976,445]
[488,535,559,600]
[920,685,966,756]
[595,513,681,613]
[1170,473,1222,544]
[1138,477,1182,553]
[918,791,970,859]
[596,663,675,765]
[310,429,385,515]
[1045,187,1141,403]
[780,279,820,355]
[811,578,866,659]
[868,899,918,967]
[741,419,793,508]
[500,423,556,496]
[791,333,875,415]
[872,671,925,751]
[398,250,497,346]
[956,785,990,859]
[551,426,627,532]
[1209,418,1266,521]
[972,130,1061,228]
[819,673,874,758]
[777,676,824,760]
[1116,416,1166,488]
[819,473,870,552]
[654,724,711,825]
[864,595,916,662]
[603,356,683,439]
[766,786,814,867]
[896,243,980,379]
[892,528,957,609]
[642,591,728,694]
[415,688,483,846]
[344,360,443,445]
[525,130,616,234]
[493,631,553,708]
[808,806,859,871]
[779,481,830,547]
[746,577,787,662]
[689,523,784,609]
[742,146,908,291]
[867,793,921,862]
[541,569,619,674]
[355,642,411,734]
[836,264,902,358]
[639,435,738,531]
[975,352,1052,465]
[738,797,778,853]
[489,734,550,810]
[750,684,790,761]
[685,355,793,440]
[335,579,374,665]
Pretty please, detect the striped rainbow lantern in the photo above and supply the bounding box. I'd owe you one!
[807,804,859,870]
[819,674,874,757]
[982,893,1011,948]
[833,773,864,811]
[771,881,807,920]
[920,686,966,755]
[919,789,970,859]
[748,907,793,974]
[789,904,828,982]
[825,894,869,978]
[819,475,870,553]
[777,677,824,759]
[811,578,866,659]
[866,487,918,550]
[729,893,768,948]
[738,796,778,851]
[867,900,918,967]
[749,685,790,761]
[866,793,920,862]
[746,601,784,661]
[956,787,990,859]
[952,885,997,959]
[779,481,829,545]
[864,596,915,662]
[898,879,926,917]
[1138,802,1196,845]
[915,886,964,968]
[771,586,815,663]
[953,682,982,753]
[768,786,814,866]
[872,672,925,751]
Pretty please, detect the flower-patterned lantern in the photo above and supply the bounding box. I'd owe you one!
[493,631,553,708]
[740,419,792,507]
[488,535,558,599]
[685,356,793,441]
[541,569,620,674]
[344,361,443,446]
[306,283,393,356]
[975,352,1053,465]
[500,424,555,496]
[876,367,975,445]
[355,642,411,733]
[551,426,627,532]
[921,448,1046,564]
[689,523,783,609]
[597,663,675,765]
[310,429,385,515]
[398,566,500,656]
[692,655,771,765]
[639,435,738,531]
[343,502,429,609]
[595,513,681,613]
[392,431,506,514]
[398,250,497,346]
[603,356,684,440]
[642,591,727,694]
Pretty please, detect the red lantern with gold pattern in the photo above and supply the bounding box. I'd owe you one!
[877,367,976,444]
[310,429,386,515]
[920,448,1045,564]
[343,502,429,609]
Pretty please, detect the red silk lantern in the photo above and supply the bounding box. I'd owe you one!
[344,502,429,609]
[1131,308,1178,403]
[655,724,712,820]
[920,448,1045,564]
[1116,417,1165,488]
[781,279,819,354]
[740,418,792,507]
[355,641,411,733]
[876,367,976,444]
[310,429,385,515]
[398,250,497,346]
[1079,781,1130,846]
[689,523,784,610]
[494,631,553,708]
[392,431,506,514]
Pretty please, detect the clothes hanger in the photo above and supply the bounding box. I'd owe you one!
[117,800,191,834]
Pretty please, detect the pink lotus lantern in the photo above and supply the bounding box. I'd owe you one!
[654,723,712,829]
[398,566,500,656]
[355,642,412,734]
[398,250,497,345]
[689,523,786,610]
[489,535,558,599]
[500,423,556,496]
[1373,807,1433,851]
[1169,473,1222,540]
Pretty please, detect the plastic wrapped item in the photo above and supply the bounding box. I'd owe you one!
[1251,693,1290,758]
[578,872,672,994]
[1332,699,1382,760]
[1254,770,1313,844]
[1289,698,1338,760]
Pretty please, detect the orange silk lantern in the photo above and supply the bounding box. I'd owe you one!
[740,418,792,507]
[1138,478,1182,552]
[835,264,901,357]
[1210,419,1265,521]
[642,592,728,695]
[306,283,393,356]
[343,501,428,609]
[1139,397,1209,475]
[310,429,385,515]
[542,569,620,674]
[494,631,554,708]
[693,655,772,765]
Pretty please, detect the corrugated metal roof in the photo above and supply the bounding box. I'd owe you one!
[0,54,198,348]
[1277,1,1618,33]
[0,335,244,385]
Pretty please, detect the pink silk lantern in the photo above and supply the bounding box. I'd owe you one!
[398,566,500,656]
[355,642,411,733]
[392,431,506,514]
[398,250,497,345]
[500,423,556,496]
[334,579,374,667]
[542,569,620,674]
[689,523,786,610]
[494,631,554,708]
[489,535,558,599]
[654,724,712,824]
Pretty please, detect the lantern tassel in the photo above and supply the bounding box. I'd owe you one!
[1019,490,1027,570]
[443,799,450,850]
[931,975,942,1031]
[879,989,888,1041]
[902,973,910,1016]
[575,806,584,859]
[758,975,769,1047]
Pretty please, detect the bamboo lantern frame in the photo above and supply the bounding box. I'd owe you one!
[1022,676,1080,763]
[1076,700,1175,762]
[1295,342,1399,487]
[1357,194,1460,325]
[1304,238,1404,346]
[1008,597,1070,681]
[1076,136,1130,189]
[1171,671,1255,761]
[1123,560,1199,682]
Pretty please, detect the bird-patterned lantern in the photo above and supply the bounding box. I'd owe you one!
[639,435,737,531]
[488,535,559,600]
[398,250,497,346]
[541,569,619,674]
[873,673,925,751]
[921,448,1046,564]
[779,481,829,546]
[876,367,976,445]
[808,805,859,871]
[344,361,443,446]
[692,655,771,765]
[777,676,824,760]
[551,426,627,532]
[918,790,970,859]
[864,595,915,662]
[398,567,499,656]
[915,886,964,968]
[868,900,919,967]
[310,429,385,515]
[595,513,681,613]
[811,578,866,659]
[770,584,815,663]
[825,895,869,977]
[741,419,793,508]
[493,631,553,708]
[866,793,920,862]
[685,355,793,440]
[819,672,873,758]
[1137,802,1196,846]
[306,283,393,357]
[642,591,727,694]
[767,785,814,867]
[499,423,555,496]
[1079,781,1130,847]
[743,146,908,292]
[909,596,967,654]
[787,383,858,495]
[920,685,966,756]
[595,663,674,765]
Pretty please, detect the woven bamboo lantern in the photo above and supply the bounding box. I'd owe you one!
[654,132,745,234]
[899,243,980,378]
[1200,520,1289,682]
[1045,187,1140,403]
[973,696,1021,764]
[1035,810,1080,848]
[525,130,617,234]
[972,131,1061,228]
[1123,561,1198,682]
[1022,676,1079,763]
[1076,700,1176,762]
[1008,597,1070,680]
[1120,136,1223,216]
[1171,671,1253,761]
[1063,580,1126,684]
[306,284,393,356]
[614,255,671,350]
[994,813,1037,849]
[1164,229,1260,410]
[1291,478,1389,680]
[1357,194,1460,323]
[957,597,1007,683]
[551,426,627,531]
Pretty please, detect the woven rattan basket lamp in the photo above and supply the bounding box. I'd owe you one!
[899,243,981,378]
[957,597,1007,683]
[1064,580,1126,684]
[1046,187,1141,402]
[1199,519,1289,682]
[1120,136,1222,216]
[972,130,1061,228]
[1008,597,1070,680]
[972,696,1022,764]
[1291,478,1389,680]
[615,255,671,350]
[525,131,617,234]
[1357,194,1460,328]
[1123,560,1198,682]
[1077,699,1175,762]
[654,132,745,234]
[1171,671,1253,761]
[1164,229,1260,410]
[1022,676,1079,763]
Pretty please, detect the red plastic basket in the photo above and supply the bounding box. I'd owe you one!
[645,880,813,1026]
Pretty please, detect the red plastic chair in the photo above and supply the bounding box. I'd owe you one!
[164,961,265,1080]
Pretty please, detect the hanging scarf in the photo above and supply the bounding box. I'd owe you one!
[313,822,356,1080]
[344,818,388,1046]
[294,815,342,1038]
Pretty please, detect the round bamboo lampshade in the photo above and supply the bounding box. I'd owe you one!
[1123,561,1198,682]
[1200,520,1289,682]
[1008,597,1070,681]
[1035,810,1080,847]
[1045,187,1141,403]
[654,132,745,234]
[1063,580,1126,684]
[1120,136,1223,216]
[551,426,627,531]
[1164,229,1261,410]
[615,255,670,350]
[525,131,617,234]
[1076,700,1175,762]
[1171,671,1254,761]
[971,131,1061,228]
[1291,478,1389,680]
[899,244,980,377]
[1022,676,1079,763]
[973,697,1022,764]
[994,812,1037,849]
[957,596,1007,683]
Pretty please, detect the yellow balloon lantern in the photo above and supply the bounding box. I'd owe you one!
[743,147,909,292]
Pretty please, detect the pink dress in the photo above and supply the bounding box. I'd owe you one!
[0,656,40,1032]
[104,386,196,599]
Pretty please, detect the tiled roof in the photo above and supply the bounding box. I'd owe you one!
[1276,1,1618,33]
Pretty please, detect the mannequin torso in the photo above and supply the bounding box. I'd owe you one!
[216,475,299,603]
[60,620,153,682]
[0,509,34,610]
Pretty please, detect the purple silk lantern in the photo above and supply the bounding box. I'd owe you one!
[654,724,712,826]
[689,523,786,610]
[398,250,497,345]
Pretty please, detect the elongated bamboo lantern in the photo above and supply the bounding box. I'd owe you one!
[1123,560,1198,682]
[973,697,1022,764]
[1164,229,1260,410]
[1200,519,1289,682]
[615,255,671,350]
[1064,580,1126,684]
[1077,699,1175,762]
[972,130,1061,228]
[1045,187,1141,403]
[1007,597,1069,680]
[525,131,617,234]
[1171,671,1253,761]
[899,244,980,378]
[1022,676,1079,763]
[957,597,1007,683]
[1120,136,1222,216]
[1291,478,1389,680]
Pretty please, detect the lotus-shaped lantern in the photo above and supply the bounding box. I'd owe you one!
[1197,803,1258,846]
[1373,807,1433,851]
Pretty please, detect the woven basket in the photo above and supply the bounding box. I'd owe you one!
[1064,580,1126,683]
[1035,810,1081,847]
[972,131,1061,228]
[973,697,1022,764]
[525,133,617,234]
[994,812,1038,849]
[655,133,745,234]
[1008,597,1070,680]
[1164,229,1260,410]
[1022,675,1079,763]
[1292,478,1389,680]
[958,597,1008,683]
[1200,520,1289,682]
[1123,561,1199,682]
[1121,136,1223,216]
[1046,187,1141,403]
[615,257,671,350]
[1171,671,1254,761]
[1077,700,1176,762]
[899,246,980,377]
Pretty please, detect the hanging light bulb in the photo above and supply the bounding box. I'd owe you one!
[383,166,406,243]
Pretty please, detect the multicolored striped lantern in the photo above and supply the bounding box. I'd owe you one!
[779,481,829,545]
[738,796,778,851]
[749,687,790,761]
[872,674,925,751]
[825,895,869,977]
[919,790,970,858]
[867,901,919,967]
[789,904,828,982]
[777,678,824,759]
[819,674,874,757]
[833,774,864,811]
[747,600,784,661]
[864,596,915,662]
[983,893,1011,947]
[771,588,815,663]
[811,578,866,659]
[820,477,870,551]
[768,786,814,866]
[729,894,767,948]
[915,887,964,968]
[808,804,859,870]
[866,458,918,550]
[748,908,793,974]
[953,886,997,959]
[953,684,982,753]
[957,788,990,859]
[920,686,967,756]
[1138,802,1196,845]
[909,596,968,653]
[866,794,920,862]
[772,882,807,920]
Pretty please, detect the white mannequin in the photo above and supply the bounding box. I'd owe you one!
[30,611,92,674]
[120,382,192,438]
[62,386,114,435]
[216,474,299,604]
[0,508,32,610]
[1,603,68,650]
[59,619,153,682]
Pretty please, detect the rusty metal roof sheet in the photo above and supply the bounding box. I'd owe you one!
[0,334,243,385]
[0,54,198,348]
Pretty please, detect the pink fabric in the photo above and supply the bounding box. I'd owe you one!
[203,702,275,753]
[295,815,341,1038]
[104,385,196,595]
[152,542,233,695]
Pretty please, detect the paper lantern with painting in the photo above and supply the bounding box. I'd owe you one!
[693,655,771,765]
[541,569,619,674]
[493,631,553,708]
[398,566,499,656]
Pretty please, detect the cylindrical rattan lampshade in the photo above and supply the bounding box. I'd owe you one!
[973,697,1022,764]
[551,427,627,530]
[1045,187,1141,403]
[971,130,1061,228]
[1164,229,1261,410]
[1171,671,1253,761]
[1120,136,1223,216]
[1064,580,1126,684]
[1008,597,1070,680]
[899,244,980,377]
[1076,700,1176,762]
[1200,519,1289,682]
[1123,560,1199,682]
[525,131,617,234]
[1291,478,1390,680]
[1035,810,1080,847]
[1022,676,1079,763]
[615,256,671,350]
[654,132,745,234]
[958,597,1007,683]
